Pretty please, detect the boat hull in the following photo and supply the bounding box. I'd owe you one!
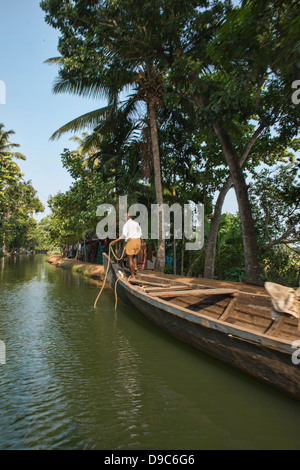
[103,254,300,400]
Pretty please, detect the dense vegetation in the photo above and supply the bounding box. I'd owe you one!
[39,0,299,286]
[0,124,44,255]
[2,1,299,288]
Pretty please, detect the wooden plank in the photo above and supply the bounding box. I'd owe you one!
[143,285,192,293]
[137,273,271,298]
[136,273,211,289]
[167,298,223,318]
[264,316,285,336]
[218,296,237,321]
[128,279,167,287]
[136,273,178,282]
[149,288,238,298]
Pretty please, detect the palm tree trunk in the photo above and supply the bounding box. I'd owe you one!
[212,123,260,284]
[148,96,165,272]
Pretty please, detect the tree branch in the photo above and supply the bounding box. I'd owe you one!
[263,220,300,251]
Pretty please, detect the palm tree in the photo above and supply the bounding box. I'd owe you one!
[0,123,26,164]
[0,123,26,205]
[41,0,214,271]
[0,124,26,251]
[46,56,166,269]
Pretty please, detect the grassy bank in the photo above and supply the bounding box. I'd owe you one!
[47,254,105,282]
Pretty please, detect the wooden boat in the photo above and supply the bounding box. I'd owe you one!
[103,253,300,401]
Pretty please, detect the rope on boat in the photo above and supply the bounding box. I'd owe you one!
[114,278,120,311]
[93,244,125,309]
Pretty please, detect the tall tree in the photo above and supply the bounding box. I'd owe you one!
[172,0,300,283]
[0,123,26,217]
[40,0,226,271]
[0,124,44,252]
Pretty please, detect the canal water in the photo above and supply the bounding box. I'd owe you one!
[0,254,299,450]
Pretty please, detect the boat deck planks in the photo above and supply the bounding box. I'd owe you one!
[147,288,238,298]
[131,271,300,341]
[129,279,167,287]
[138,277,300,341]
[219,296,237,321]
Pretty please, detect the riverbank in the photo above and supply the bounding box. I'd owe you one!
[47,254,267,296]
[47,254,105,282]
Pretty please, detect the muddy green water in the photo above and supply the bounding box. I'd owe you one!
[0,254,299,450]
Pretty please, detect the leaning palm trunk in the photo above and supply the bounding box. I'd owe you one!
[204,123,264,282]
[148,96,165,272]
[193,94,261,284]
[212,123,260,284]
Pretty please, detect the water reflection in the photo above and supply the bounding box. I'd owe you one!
[0,255,299,450]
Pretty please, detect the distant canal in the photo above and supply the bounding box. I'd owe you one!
[0,254,299,450]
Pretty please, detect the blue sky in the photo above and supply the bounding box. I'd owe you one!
[0,0,238,220]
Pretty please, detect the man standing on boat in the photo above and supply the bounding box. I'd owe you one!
[110,213,142,281]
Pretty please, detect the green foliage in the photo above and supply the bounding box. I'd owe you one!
[0,124,44,253]
[39,0,300,284]
[207,0,300,139]
[59,262,73,271]
[224,267,246,283]
[214,213,245,280]
[249,159,300,286]
[44,140,118,247]
[260,246,299,287]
